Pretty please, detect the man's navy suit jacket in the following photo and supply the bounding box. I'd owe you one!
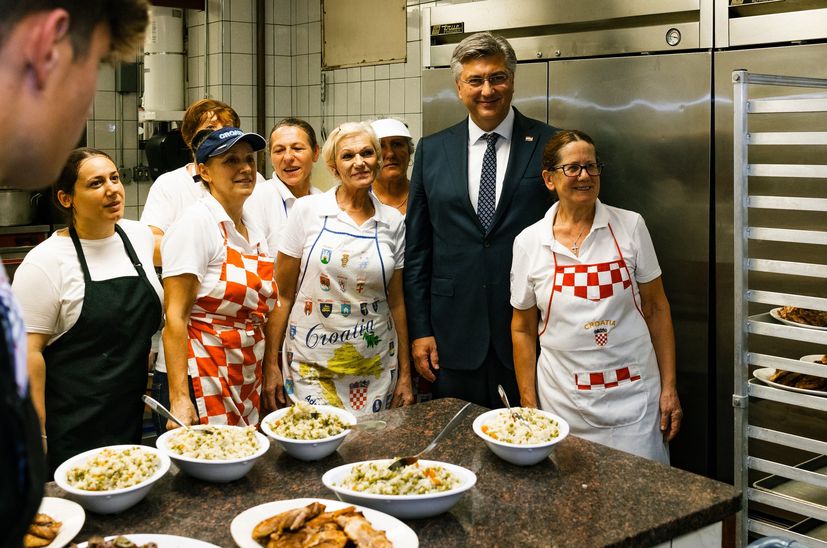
[404,108,558,370]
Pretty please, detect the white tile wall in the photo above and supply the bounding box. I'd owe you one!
[85,0,451,206]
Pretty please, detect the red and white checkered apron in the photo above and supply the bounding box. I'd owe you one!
[188,225,277,426]
[535,222,668,463]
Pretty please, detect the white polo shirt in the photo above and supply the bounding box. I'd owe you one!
[141,164,284,254]
[510,199,662,312]
[279,186,405,272]
[262,177,324,217]
[161,193,271,298]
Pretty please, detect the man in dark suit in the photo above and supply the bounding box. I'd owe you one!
[405,32,558,408]
[0,2,149,544]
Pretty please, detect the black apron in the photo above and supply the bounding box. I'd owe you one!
[43,225,162,474]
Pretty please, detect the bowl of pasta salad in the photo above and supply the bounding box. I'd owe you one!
[472,407,569,466]
[321,458,476,519]
[54,444,170,514]
[155,424,269,482]
[260,403,356,461]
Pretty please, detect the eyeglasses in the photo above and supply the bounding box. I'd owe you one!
[459,73,511,88]
[551,163,604,177]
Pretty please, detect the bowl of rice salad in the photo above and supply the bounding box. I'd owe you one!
[322,459,477,519]
[260,403,356,461]
[54,445,170,514]
[155,424,269,482]
[472,407,569,466]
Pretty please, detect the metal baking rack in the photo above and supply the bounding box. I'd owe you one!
[733,70,827,546]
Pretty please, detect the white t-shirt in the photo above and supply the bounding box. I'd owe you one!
[263,177,323,217]
[140,163,284,254]
[12,219,162,345]
[162,193,272,299]
[510,199,661,311]
[279,186,405,271]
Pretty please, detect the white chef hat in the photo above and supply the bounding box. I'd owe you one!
[370,118,412,140]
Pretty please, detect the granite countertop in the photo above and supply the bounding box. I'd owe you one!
[46,398,740,547]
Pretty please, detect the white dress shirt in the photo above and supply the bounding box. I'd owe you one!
[466,107,515,211]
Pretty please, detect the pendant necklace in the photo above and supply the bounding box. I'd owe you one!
[569,227,586,255]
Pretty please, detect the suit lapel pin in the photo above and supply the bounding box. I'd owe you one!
[525,136,534,142]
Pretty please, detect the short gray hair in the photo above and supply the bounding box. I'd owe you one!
[320,121,381,179]
[450,32,517,82]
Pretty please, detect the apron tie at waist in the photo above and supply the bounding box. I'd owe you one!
[575,365,641,391]
[190,315,266,331]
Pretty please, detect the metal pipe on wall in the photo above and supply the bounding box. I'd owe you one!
[256,0,266,167]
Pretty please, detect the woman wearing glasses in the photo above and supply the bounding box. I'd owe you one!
[510,129,681,464]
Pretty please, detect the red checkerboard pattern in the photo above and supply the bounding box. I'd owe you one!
[349,384,368,410]
[189,320,264,426]
[575,366,641,391]
[553,260,631,302]
[187,228,276,427]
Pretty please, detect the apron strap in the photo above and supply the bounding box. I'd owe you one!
[68,225,151,283]
[538,250,559,337]
[68,226,93,284]
[607,223,644,318]
[113,224,152,284]
[373,221,389,299]
[297,216,329,291]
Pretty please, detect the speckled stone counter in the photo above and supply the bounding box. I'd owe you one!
[46,398,740,547]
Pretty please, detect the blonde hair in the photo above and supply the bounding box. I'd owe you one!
[320,122,381,179]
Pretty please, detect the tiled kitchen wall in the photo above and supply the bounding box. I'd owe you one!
[86,59,144,221]
[86,0,458,218]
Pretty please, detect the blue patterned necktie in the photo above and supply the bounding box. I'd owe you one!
[477,132,499,231]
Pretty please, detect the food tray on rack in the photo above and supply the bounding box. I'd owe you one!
[753,455,827,508]
[790,517,827,541]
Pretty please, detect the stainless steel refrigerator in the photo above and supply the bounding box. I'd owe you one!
[421,0,827,481]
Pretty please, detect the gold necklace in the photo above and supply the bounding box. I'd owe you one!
[382,194,408,209]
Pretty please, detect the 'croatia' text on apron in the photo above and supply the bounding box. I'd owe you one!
[537,223,668,463]
[283,216,397,416]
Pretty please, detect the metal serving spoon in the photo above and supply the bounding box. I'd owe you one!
[497,384,530,427]
[142,394,206,432]
[387,402,472,471]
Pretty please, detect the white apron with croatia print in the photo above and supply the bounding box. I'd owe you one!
[536,223,668,464]
[282,216,397,416]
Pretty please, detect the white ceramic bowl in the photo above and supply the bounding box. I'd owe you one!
[54,444,170,514]
[156,425,269,482]
[472,408,570,466]
[322,459,477,519]
[260,405,356,461]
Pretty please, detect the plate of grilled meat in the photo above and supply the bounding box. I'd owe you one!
[230,498,418,548]
[25,497,84,548]
[754,355,827,396]
[770,307,827,331]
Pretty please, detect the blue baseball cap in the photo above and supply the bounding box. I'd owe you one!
[195,127,266,164]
